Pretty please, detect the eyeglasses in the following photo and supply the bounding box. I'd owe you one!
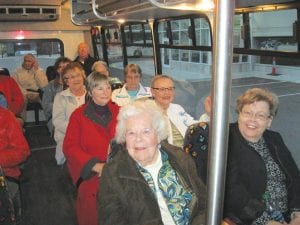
[151,87,175,92]
[240,110,271,121]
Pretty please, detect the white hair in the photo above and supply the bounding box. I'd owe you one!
[115,99,169,143]
[91,60,108,72]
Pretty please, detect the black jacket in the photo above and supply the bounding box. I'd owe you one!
[225,123,300,224]
[97,141,207,225]
[74,55,97,76]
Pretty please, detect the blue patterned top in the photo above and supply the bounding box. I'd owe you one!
[138,149,193,225]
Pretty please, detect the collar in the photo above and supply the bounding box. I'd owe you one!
[83,100,112,127]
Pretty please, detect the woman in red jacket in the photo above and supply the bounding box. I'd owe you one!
[63,72,119,225]
[0,73,24,116]
[0,106,30,223]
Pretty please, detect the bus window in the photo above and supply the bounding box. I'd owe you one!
[250,9,298,53]
[155,16,213,117]
[195,17,211,47]
[127,23,154,85]
[0,39,63,73]
[104,27,123,66]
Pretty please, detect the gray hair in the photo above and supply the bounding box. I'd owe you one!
[91,60,108,72]
[151,74,174,88]
[115,99,169,143]
[236,87,279,117]
[124,64,142,77]
[86,71,110,97]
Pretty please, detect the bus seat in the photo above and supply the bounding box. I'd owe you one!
[26,102,43,125]
[46,66,58,82]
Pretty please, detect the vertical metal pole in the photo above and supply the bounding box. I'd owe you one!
[206,0,235,224]
[149,19,159,75]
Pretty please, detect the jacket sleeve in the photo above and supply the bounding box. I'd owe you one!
[35,68,48,89]
[224,128,265,224]
[185,153,207,225]
[177,104,199,126]
[12,72,27,96]
[271,132,300,211]
[63,110,98,184]
[0,111,30,168]
[8,78,24,115]
[97,166,127,225]
[41,84,54,120]
[52,94,69,135]
[224,150,265,224]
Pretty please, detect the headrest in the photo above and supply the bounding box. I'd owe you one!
[0,68,10,76]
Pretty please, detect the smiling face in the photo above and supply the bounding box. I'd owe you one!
[23,55,35,70]
[91,80,112,106]
[64,68,85,93]
[151,77,175,110]
[238,101,273,143]
[77,43,89,60]
[125,113,160,167]
[125,70,141,91]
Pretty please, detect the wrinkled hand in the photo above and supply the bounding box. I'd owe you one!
[92,163,105,177]
[221,218,236,225]
[288,217,300,225]
[204,95,212,116]
[26,92,40,103]
[266,221,285,225]
[33,61,39,71]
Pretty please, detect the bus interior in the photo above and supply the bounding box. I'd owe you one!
[0,0,299,224]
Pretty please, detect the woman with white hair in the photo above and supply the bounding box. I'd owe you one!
[97,99,206,225]
[91,60,122,90]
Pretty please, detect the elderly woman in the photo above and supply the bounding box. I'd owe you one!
[98,99,206,225]
[63,72,119,225]
[0,106,30,223]
[42,57,71,134]
[52,62,86,165]
[112,64,151,106]
[224,88,300,225]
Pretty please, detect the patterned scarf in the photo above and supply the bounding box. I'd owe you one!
[138,149,193,225]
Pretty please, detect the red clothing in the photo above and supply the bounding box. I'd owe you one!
[63,101,119,225]
[0,107,30,179]
[0,75,24,115]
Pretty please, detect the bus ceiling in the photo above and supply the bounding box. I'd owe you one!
[0,0,63,5]
[0,0,66,22]
[70,0,300,26]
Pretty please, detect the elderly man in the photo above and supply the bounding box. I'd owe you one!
[151,75,199,147]
[74,42,97,76]
[12,54,48,120]
[13,54,48,101]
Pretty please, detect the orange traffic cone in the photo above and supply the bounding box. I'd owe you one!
[272,57,276,75]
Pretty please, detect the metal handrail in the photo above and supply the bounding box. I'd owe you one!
[147,0,214,11]
[92,0,147,23]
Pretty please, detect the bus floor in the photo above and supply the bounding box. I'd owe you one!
[21,122,77,225]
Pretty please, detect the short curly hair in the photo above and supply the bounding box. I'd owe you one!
[236,88,279,117]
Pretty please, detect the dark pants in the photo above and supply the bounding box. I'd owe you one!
[6,180,21,225]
